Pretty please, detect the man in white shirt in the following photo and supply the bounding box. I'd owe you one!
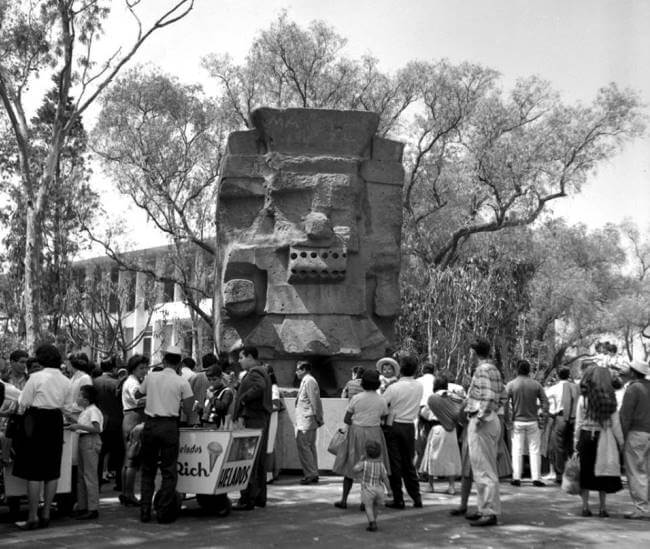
[383,354,424,509]
[545,367,579,483]
[137,346,193,524]
[295,361,323,484]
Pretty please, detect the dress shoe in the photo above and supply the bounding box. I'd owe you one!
[385,500,405,509]
[532,480,546,487]
[334,501,347,509]
[470,514,497,527]
[465,512,482,521]
[254,500,266,508]
[413,499,423,508]
[140,506,152,523]
[510,479,521,487]
[76,510,99,520]
[580,509,592,517]
[366,521,378,532]
[598,509,609,518]
[300,476,319,485]
[450,507,468,516]
[232,502,255,511]
[71,508,89,517]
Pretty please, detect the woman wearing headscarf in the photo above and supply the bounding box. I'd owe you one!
[13,344,72,529]
[573,364,623,517]
[333,369,390,509]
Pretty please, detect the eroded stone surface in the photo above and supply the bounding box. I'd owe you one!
[217,108,405,391]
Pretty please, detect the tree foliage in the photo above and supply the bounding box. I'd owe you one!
[90,67,223,329]
[0,0,193,350]
[202,11,416,136]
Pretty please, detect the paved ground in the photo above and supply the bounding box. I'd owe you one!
[1,475,649,548]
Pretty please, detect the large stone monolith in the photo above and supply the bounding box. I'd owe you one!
[217,108,404,393]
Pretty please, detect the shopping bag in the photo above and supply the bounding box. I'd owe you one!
[562,453,581,495]
[327,426,348,456]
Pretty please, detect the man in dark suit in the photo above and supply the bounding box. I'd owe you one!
[93,356,124,489]
[232,346,272,511]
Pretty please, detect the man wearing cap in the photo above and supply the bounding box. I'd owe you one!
[295,360,323,485]
[137,346,194,523]
[620,360,650,520]
[232,346,272,511]
[464,338,505,527]
[382,354,423,509]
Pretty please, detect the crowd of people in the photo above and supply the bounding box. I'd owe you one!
[0,338,649,534]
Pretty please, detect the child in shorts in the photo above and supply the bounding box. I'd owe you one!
[353,440,391,532]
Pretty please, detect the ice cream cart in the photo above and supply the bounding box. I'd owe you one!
[176,427,263,516]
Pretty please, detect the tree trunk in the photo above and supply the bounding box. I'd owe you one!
[23,205,40,352]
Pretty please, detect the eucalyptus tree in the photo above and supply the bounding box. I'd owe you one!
[0,0,193,350]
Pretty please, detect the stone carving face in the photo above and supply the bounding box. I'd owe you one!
[217,108,404,387]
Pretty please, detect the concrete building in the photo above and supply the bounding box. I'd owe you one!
[71,244,213,362]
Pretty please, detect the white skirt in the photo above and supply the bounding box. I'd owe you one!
[420,424,462,477]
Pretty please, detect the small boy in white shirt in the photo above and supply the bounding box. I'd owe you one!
[67,384,103,519]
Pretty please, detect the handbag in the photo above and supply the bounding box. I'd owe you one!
[327,426,348,456]
[562,453,581,495]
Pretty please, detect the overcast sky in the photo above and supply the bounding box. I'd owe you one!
[90,0,650,249]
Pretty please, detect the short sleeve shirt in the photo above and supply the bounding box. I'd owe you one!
[140,368,193,418]
[122,375,142,411]
[78,404,104,433]
[19,368,72,410]
[347,391,388,427]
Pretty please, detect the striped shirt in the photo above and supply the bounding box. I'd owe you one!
[355,458,389,487]
[465,361,505,420]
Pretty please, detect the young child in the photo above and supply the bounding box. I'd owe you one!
[353,440,391,532]
[67,384,103,520]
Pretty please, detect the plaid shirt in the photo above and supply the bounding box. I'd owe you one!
[465,361,505,420]
[355,458,389,487]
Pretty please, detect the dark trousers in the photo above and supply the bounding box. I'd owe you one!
[140,418,179,515]
[240,415,269,506]
[385,422,421,503]
[549,415,574,477]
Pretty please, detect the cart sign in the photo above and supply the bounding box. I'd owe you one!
[176,428,262,495]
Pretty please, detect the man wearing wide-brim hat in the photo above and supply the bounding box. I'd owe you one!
[620,360,650,520]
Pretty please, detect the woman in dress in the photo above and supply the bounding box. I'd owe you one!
[333,369,390,509]
[66,352,93,417]
[266,366,282,482]
[119,354,149,506]
[13,344,72,529]
[419,375,462,494]
[573,364,623,517]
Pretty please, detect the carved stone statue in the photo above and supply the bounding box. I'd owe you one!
[217,108,404,392]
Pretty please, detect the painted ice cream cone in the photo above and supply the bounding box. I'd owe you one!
[207,441,223,472]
